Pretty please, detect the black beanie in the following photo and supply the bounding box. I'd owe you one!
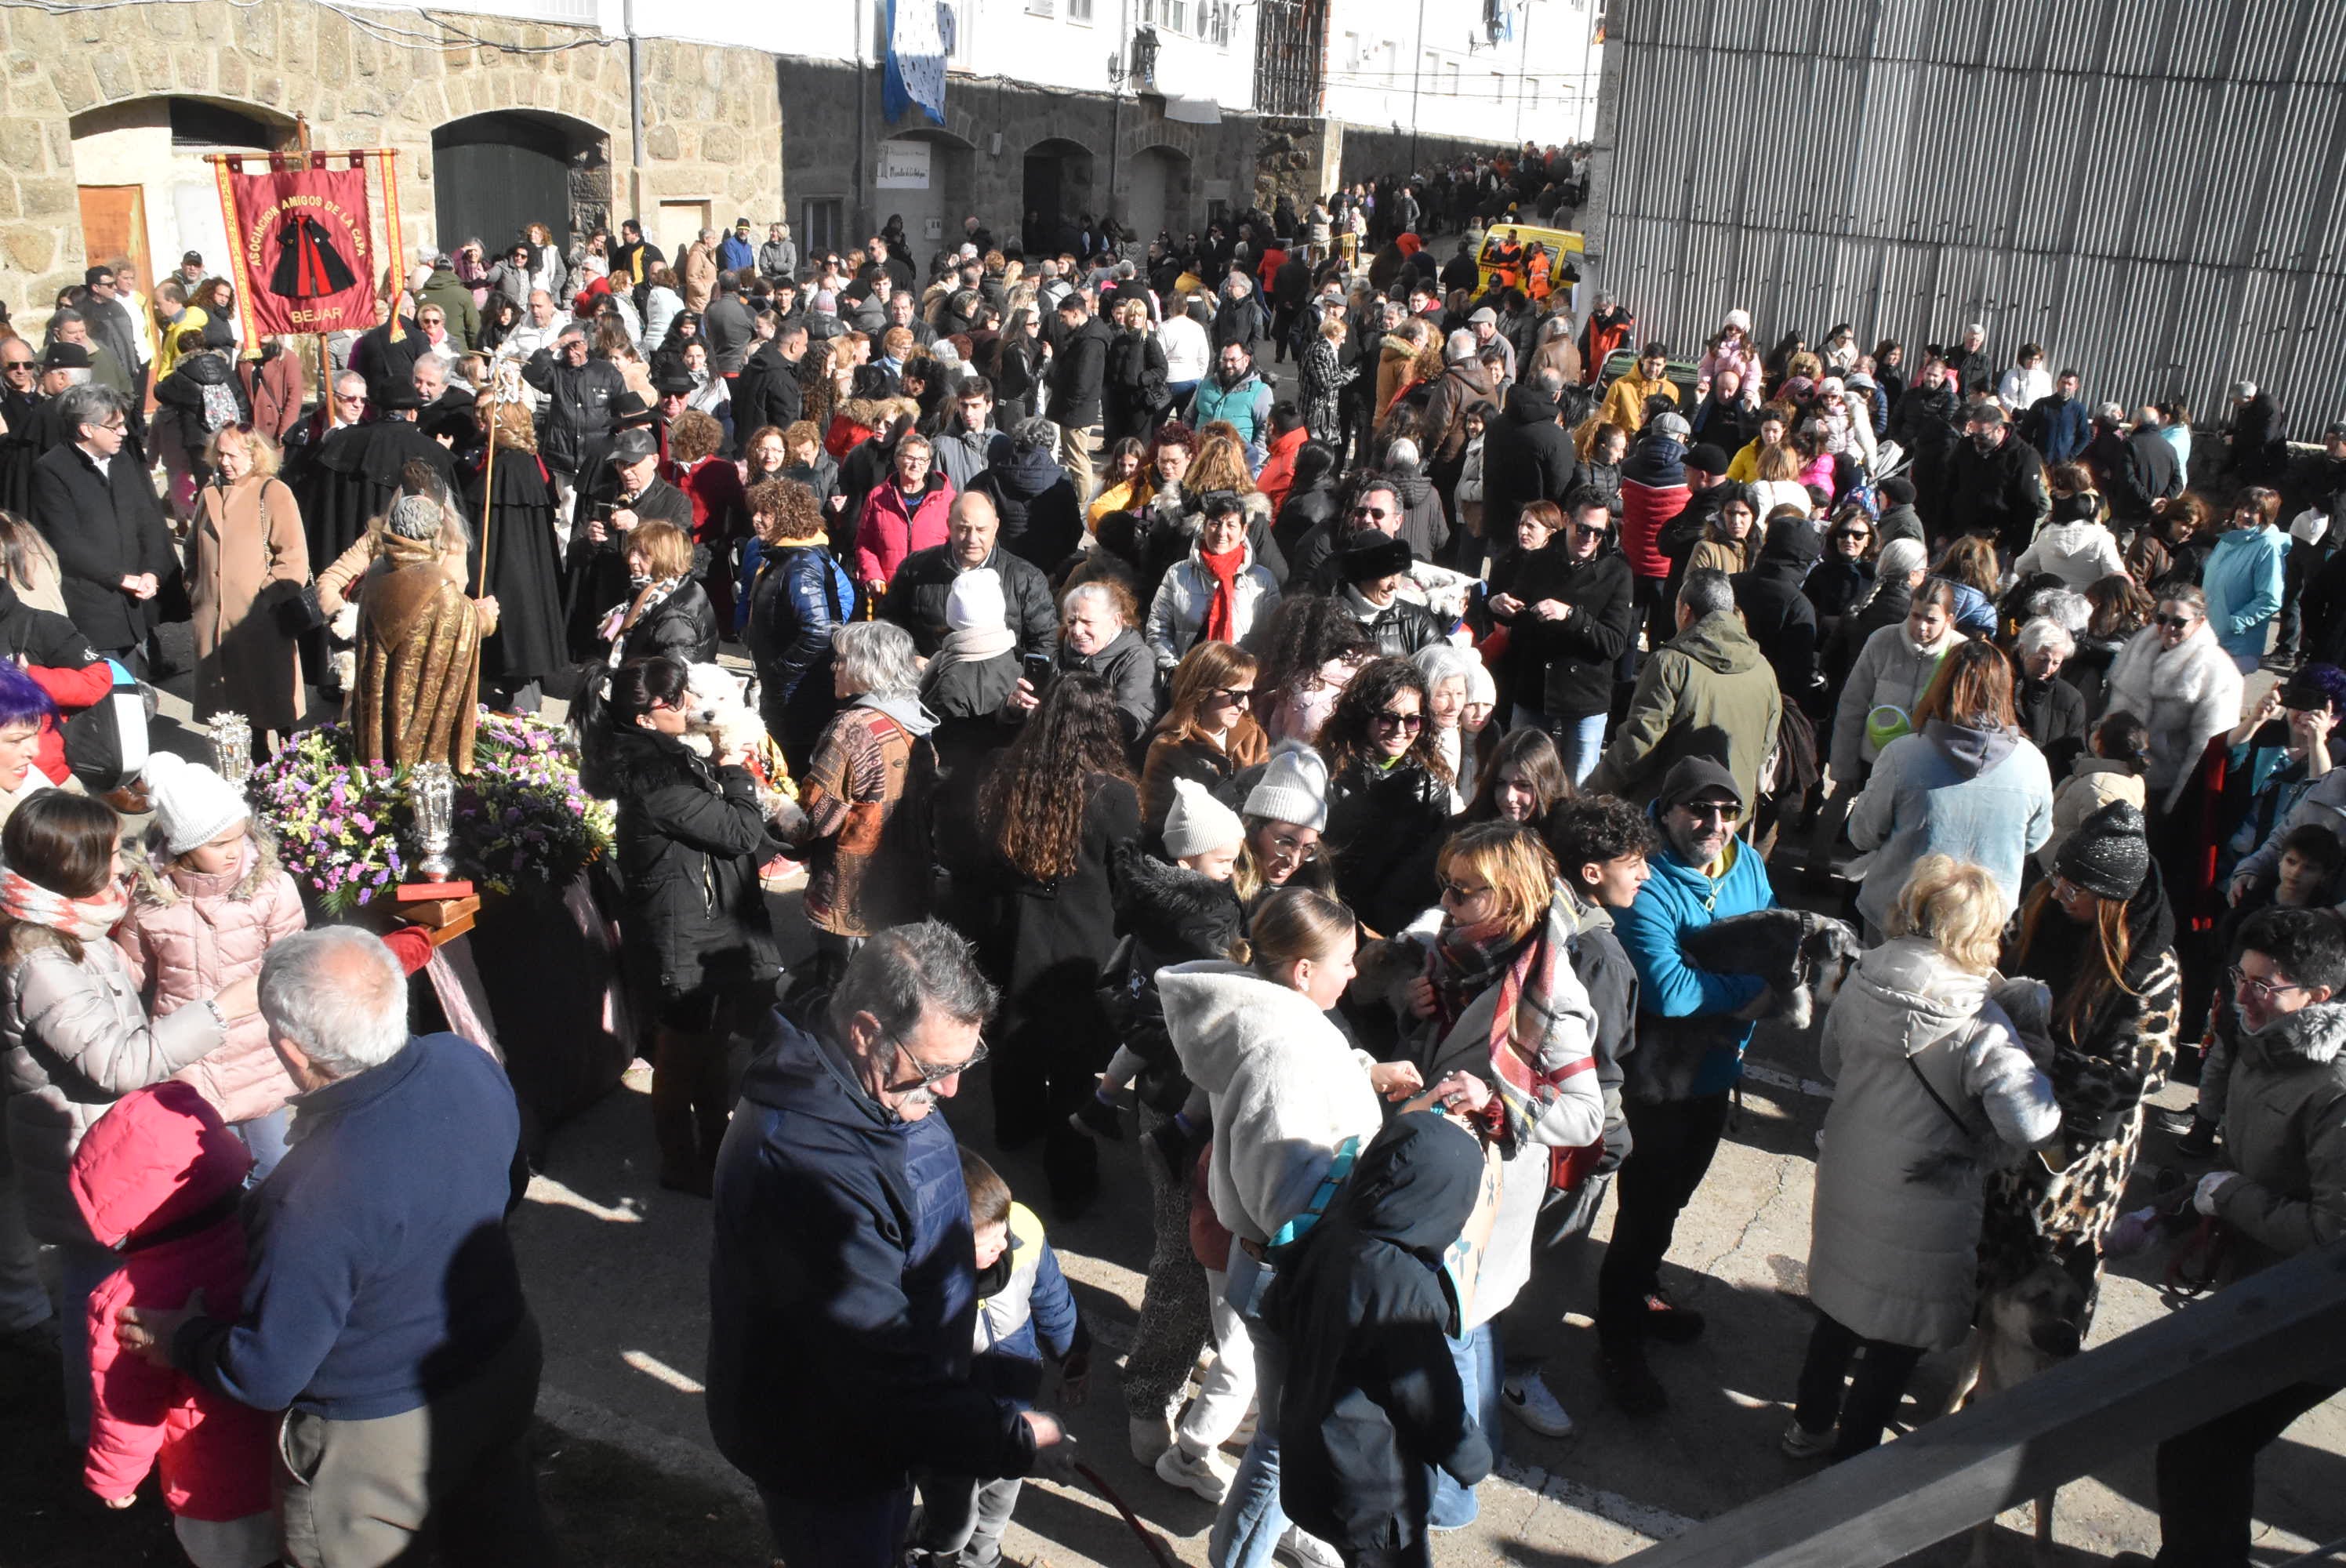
[2056,800,2151,902]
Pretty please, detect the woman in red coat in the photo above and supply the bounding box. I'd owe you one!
[850,431,955,598]
[660,410,748,626]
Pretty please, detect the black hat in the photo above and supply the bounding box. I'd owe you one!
[608,427,660,466]
[608,390,656,426]
[378,381,422,411]
[1338,530,1412,584]
[2055,800,2150,902]
[40,343,89,370]
[420,405,475,443]
[653,368,697,397]
[1658,754,1743,812]
[1684,441,1730,475]
[181,250,203,266]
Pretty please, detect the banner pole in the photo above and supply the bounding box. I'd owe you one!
[318,335,334,429]
[476,393,498,601]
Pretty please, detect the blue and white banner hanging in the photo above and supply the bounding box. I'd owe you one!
[884,0,949,126]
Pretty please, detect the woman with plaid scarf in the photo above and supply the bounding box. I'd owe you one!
[1396,818,1600,1526]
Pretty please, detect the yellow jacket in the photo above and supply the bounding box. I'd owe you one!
[1599,367,1676,433]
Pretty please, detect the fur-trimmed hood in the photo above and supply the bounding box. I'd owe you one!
[2249,997,2346,1067]
[836,394,921,431]
[1110,844,1243,963]
[127,825,285,908]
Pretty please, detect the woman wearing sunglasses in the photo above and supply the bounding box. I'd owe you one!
[2101,583,2244,815]
[1141,641,1269,849]
[1803,503,1878,656]
[1316,657,1454,938]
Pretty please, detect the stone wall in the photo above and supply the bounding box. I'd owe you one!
[777,60,1258,259]
[1335,125,1520,191]
[0,0,781,328]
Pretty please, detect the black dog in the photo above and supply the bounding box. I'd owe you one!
[1678,909,1861,1032]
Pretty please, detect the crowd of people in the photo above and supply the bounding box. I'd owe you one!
[0,139,2341,1568]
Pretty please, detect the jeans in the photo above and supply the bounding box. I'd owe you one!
[1625,575,1672,684]
[232,1106,292,1185]
[1426,1319,1501,1530]
[0,1134,51,1334]
[2152,1377,2346,1567]
[762,1483,916,1568]
[1211,1248,1289,1568]
[60,1240,114,1446]
[1790,1309,1927,1460]
[913,1471,1021,1568]
[1552,711,1607,785]
[1596,1093,1731,1345]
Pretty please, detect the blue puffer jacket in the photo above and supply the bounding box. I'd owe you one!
[707,1013,1034,1499]
[1611,830,1774,1102]
[746,539,853,766]
[2202,524,2289,662]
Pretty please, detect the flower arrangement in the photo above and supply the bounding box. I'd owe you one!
[246,713,615,913]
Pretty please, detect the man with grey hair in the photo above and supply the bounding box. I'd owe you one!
[118,927,554,1567]
[30,382,172,666]
[1589,567,1783,811]
[709,921,1073,1566]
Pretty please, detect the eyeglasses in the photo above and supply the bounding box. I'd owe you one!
[1,359,32,372]
[1371,710,1424,732]
[1262,831,1320,863]
[95,419,126,433]
[1572,524,1611,540]
[882,1034,990,1094]
[1208,687,1254,706]
[1436,877,1490,904]
[1351,506,1390,520]
[1677,800,1741,823]
[2153,613,2196,630]
[2229,966,2308,1002]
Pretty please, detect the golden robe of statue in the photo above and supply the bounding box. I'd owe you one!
[350,528,482,773]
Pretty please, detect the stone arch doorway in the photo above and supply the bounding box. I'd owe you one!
[68,96,297,307]
[431,111,611,259]
[1022,138,1095,255]
[1123,146,1194,243]
[872,128,977,272]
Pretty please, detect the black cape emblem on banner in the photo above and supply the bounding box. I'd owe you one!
[270,215,360,299]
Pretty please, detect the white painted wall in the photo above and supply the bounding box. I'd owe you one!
[1321,0,1600,146]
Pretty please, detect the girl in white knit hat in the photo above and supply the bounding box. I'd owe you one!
[116,753,308,1180]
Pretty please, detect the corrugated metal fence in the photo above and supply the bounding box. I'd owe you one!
[1583,0,2346,434]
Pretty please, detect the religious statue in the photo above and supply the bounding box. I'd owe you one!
[349,492,485,773]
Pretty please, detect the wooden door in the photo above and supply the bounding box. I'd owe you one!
[77,184,154,303]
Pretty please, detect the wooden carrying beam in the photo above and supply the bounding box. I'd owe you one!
[1618,1240,2346,1568]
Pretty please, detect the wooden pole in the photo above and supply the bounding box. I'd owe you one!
[476,390,498,600]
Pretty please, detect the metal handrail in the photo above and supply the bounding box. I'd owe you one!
[1616,1240,2346,1568]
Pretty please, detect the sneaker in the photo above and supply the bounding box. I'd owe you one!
[1275,1526,1343,1568]
[2150,1104,2199,1137]
[1596,1342,1668,1417]
[1068,1094,1124,1142]
[1780,1419,1836,1460]
[1500,1370,1576,1437]
[1155,1442,1233,1503]
[2174,1116,2218,1160]
[1129,1411,1175,1467]
[1640,1290,1706,1344]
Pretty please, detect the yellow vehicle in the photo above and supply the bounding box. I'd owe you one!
[1475,223,1585,301]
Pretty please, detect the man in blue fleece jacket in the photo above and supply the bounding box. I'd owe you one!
[707,921,1075,1567]
[120,927,552,1568]
[1596,755,1774,1417]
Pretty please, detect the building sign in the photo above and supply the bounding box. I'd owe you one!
[215,158,382,337]
[877,140,933,190]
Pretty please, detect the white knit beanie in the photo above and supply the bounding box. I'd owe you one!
[1162,777,1244,862]
[143,752,249,858]
[945,568,1007,634]
[1244,741,1330,832]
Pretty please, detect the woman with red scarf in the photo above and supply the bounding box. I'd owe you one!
[1142,491,1280,670]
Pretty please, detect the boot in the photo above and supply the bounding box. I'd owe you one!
[692,1029,735,1184]
[651,1028,711,1196]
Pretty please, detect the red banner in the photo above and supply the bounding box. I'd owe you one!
[216,158,380,339]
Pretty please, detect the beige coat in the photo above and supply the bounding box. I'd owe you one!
[681,242,719,311]
[191,475,308,731]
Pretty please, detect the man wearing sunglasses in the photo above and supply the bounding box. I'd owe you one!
[1598,756,1778,1416]
[2112,907,2346,1568]
[0,339,41,516]
[1589,568,1781,814]
[709,923,1077,1565]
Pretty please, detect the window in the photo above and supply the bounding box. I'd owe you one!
[1422,49,1437,86]
[1384,41,1399,85]
[1447,61,1460,93]
[1209,2,1229,45]
[1069,0,1092,22]
[1027,0,1054,17]
[1529,77,1541,108]
[1167,0,1186,33]
[801,198,844,256]
[1342,31,1360,67]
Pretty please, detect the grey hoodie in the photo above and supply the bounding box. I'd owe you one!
[855,690,939,739]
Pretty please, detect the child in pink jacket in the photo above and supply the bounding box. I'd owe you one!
[71,1080,278,1566]
[115,753,307,1180]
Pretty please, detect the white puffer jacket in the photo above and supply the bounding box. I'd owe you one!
[2101,621,2243,812]
[114,832,307,1127]
[1807,938,2059,1351]
[1830,620,1967,781]
[1160,959,1385,1247]
[2014,520,2126,590]
[1144,538,1282,669]
[2,926,225,1244]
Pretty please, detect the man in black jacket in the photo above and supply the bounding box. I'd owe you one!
[733,320,808,437]
[1335,532,1443,657]
[525,326,629,526]
[884,492,1056,659]
[1887,358,1963,535]
[27,385,173,667]
[1942,403,2050,557]
[973,419,1084,572]
[1480,375,1578,543]
[1047,296,1110,498]
[2108,408,2182,531]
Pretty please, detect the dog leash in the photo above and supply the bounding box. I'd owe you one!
[1073,1461,1184,1568]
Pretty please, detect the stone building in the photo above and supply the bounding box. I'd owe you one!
[0,0,782,333]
